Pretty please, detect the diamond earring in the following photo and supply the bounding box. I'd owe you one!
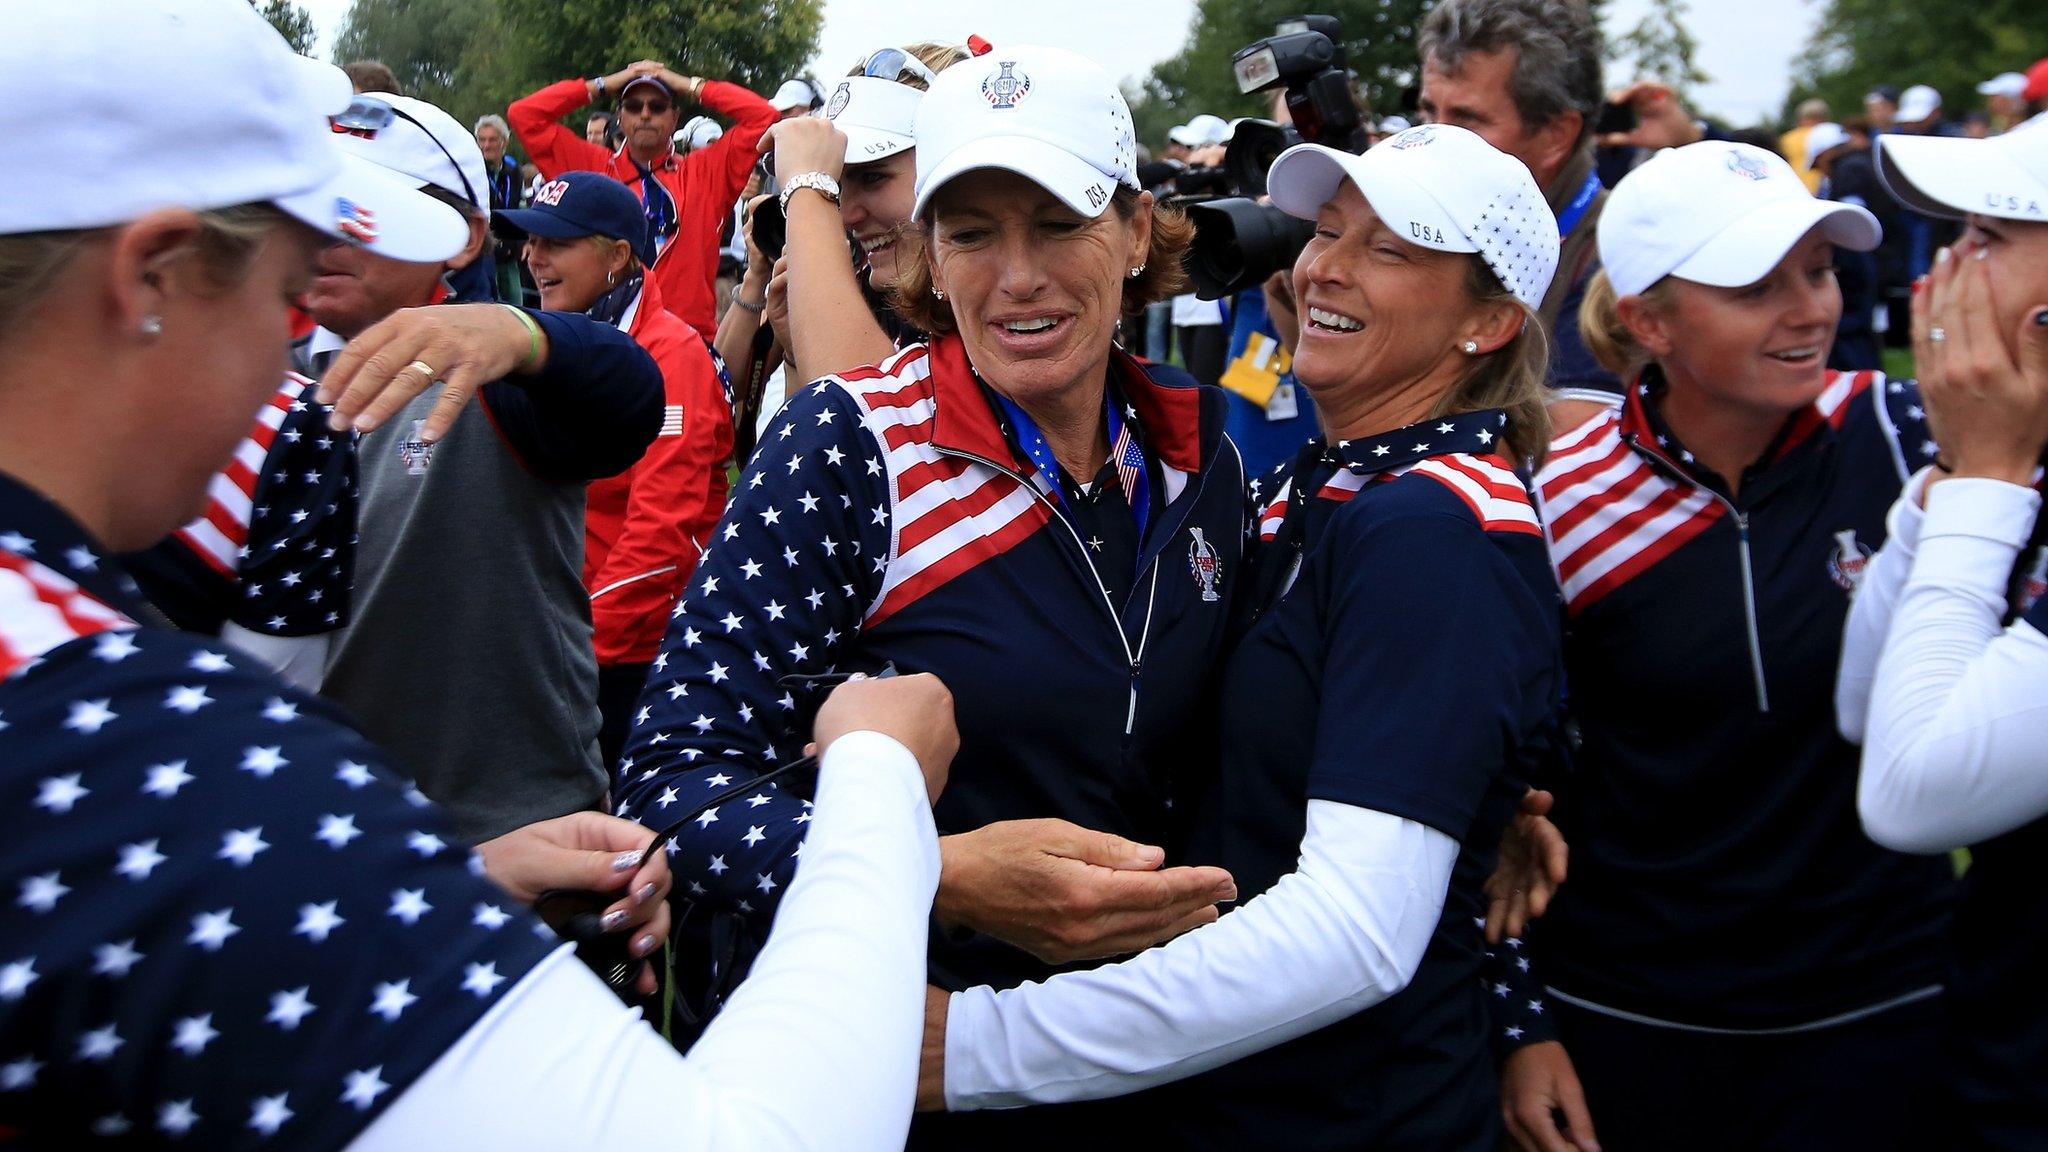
[1461,340,1479,354]
[932,286,946,301]
[140,315,163,336]
[1129,265,1145,278]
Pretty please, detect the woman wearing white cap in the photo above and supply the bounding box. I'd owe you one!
[618,44,1250,1149]
[0,2,964,1148]
[1513,141,1955,1150]
[1838,119,2048,1149]
[717,41,965,424]
[919,123,1567,1152]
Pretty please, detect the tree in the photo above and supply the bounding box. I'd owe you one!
[252,0,316,54]
[1785,0,2046,130]
[332,0,822,136]
[1606,0,1708,100]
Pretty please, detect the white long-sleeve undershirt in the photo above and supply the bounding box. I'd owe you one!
[944,800,1457,1110]
[349,730,939,1150]
[1842,473,2048,854]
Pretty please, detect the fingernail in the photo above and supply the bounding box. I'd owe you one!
[634,882,657,905]
[599,909,629,933]
[328,411,350,432]
[1911,277,1925,296]
[611,850,644,872]
[632,933,659,957]
[1936,246,1951,264]
[352,415,374,432]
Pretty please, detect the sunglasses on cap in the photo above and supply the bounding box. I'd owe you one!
[621,97,672,115]
[858,47,936,88]
[332,95,480,211]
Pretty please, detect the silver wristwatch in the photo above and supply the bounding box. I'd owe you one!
[778,171,842,215]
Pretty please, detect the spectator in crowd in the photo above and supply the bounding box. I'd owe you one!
[1977,72,2028,133]
[2025,58,2048,124]
[1897,84,1952,136]
[1843,119,2048,1150]
[1161,114,1231,387]
[772,78,826,119]
[493,171,734,768]
[302,91,665,843]
[476,113,529,304]
[1782,97,1831,193]
[511,60,776,334]
[674,114,722,153]
[1506,141,1953,1152]
[1891,85,1962,280]
[1866,84,1900,134]
[585,108,615,146]
[1806,121,1890,370]
[925,123,1567,1152]
[620,45,1247,1148]
[1417,0,1620,432]
[718,43,966,447]
[343,58,401,96]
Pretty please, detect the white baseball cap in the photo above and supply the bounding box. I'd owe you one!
[1265,125,1560,309]
[1,0,465,262]
[1599,141,1881,298]
[1977,72,2028,100]
[1378,115,1413,134]
[1169,114,1231,148]
[333,92,491,220]
[773,79,822,113]
[1877,115,2048,223]
[1898,84,1943,123]
[1804,122,1852,168]
[675,115,724,151]
[913,45,1139,220]
[824,76,922,163]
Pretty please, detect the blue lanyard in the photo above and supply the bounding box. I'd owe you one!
[993,389,1151,544]
[1555,170,1601,239]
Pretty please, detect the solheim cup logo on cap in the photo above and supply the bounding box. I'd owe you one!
[1725,150,1772,181]
[533,180,569,207]
[334,198,378,244]
[982,62,1031,110]
[1188,528,1223,603]
[1827,528,1872,592]
[1389,126,1439,150]
[826,82,852,120]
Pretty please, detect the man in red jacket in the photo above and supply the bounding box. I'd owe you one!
[510,60,774,334]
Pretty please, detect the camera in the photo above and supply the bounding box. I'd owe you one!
[1179,15,1368,300]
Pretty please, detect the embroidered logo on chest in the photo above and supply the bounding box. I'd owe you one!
[1189,527,1223,603]
[1827,528,1872,592]
[398,418,435,476]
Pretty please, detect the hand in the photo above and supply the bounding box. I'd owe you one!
[764,254,794,352]
[935,818,1236,964]
[604,60,665,94]
[763,116,848,186]
[657,67,700,101]
[476,811,673,996]
[814,673,958,803]
[916,984,949,1111]
[1485,789,1568,944]
[1262,268,1298,355]
[739,193,774,288]
[316,304,544,440]
[1600,81,1702,151]
[1916,244,2048,487]
[1502,1041,1601,1152]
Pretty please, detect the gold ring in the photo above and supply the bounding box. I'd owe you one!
[405,359,438,379]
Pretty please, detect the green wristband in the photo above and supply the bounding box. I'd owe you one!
[501,304,544,372]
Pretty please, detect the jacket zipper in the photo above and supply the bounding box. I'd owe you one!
[935,447,1159,735]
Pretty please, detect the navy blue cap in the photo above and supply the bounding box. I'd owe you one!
[493,170,655,266]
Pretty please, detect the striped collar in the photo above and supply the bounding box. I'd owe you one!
[925,334,1205,474]
[1620,365,1864,499]
[0,469,151,621]
[1326,408,1510,477]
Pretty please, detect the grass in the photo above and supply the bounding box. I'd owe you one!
[1883,347,1916,383]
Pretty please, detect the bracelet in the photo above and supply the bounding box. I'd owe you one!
[590,75,605,97]
[730,282,767,314]
[500,304,545,372]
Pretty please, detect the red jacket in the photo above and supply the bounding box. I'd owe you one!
[584,275,734,665]
[509,78,774,334]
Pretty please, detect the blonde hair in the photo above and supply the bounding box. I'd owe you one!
[891,186,1193,334]
[849,42,971,89]
[0,202,288,339]
[1576,267,1676,380]
[1435,254,1553,464]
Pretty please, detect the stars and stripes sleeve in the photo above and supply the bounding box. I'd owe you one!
[1481,931,1560,1061]
[614,380,891,920]
[0,629,556,1149]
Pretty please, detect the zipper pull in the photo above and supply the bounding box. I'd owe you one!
[1125,660,1141,736]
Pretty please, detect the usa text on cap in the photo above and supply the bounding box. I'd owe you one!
[494,170,657,266]
[1877,116,2048,223]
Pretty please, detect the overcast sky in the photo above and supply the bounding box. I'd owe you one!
[302,0,1822,126]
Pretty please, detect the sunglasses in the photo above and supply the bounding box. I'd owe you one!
[332,96,480,211]
[621,99,672,116]
[858,47,937,87]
